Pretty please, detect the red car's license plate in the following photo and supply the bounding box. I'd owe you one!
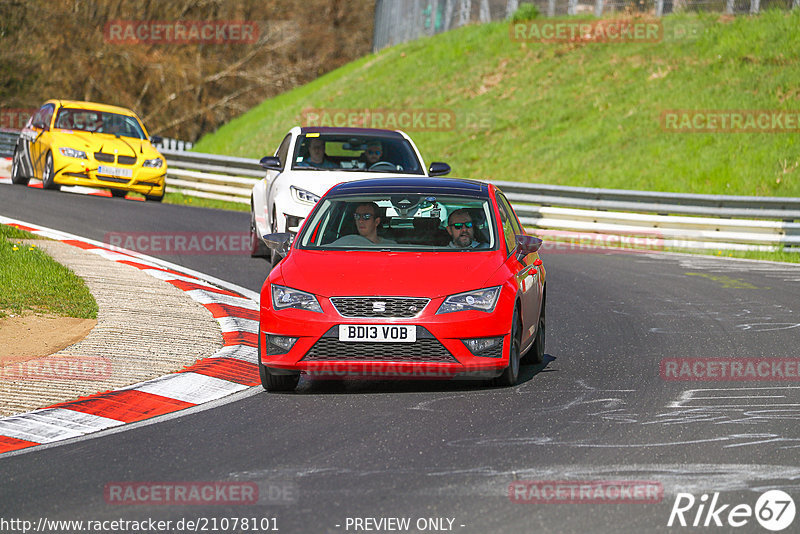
[338,325,416,343]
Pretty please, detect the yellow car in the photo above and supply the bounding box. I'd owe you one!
[10,99,166,201]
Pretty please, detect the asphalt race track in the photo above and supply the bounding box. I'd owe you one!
[2,185,799,533]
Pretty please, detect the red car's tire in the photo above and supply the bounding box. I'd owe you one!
[258,332,300,392]
[522,290,545,365]
[493,308,521,387]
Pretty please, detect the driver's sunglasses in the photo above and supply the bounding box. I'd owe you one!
[449,222,473,229]
[367,149,382,155]
[353,213,375,221]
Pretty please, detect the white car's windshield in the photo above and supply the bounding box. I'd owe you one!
[54,108,147,139]
[298,194,497,251]
[291,134,424,174]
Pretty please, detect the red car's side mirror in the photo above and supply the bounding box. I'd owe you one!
[514,234,543,262]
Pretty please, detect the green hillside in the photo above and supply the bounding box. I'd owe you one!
[194,10,800,197]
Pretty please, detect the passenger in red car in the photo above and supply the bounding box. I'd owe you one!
[332,202,396,246]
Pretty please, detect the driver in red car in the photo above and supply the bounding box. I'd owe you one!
[446,209,480,249]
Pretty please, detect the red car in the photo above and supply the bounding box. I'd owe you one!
[258,177,546,392]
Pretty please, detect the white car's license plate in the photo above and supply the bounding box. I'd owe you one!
[97,165,132,178]
[339,325,416,343]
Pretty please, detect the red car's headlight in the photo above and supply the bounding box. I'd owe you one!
[271,284,323,313]
[436,286,501,314]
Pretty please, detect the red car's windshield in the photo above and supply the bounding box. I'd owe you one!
[298,194,497,251]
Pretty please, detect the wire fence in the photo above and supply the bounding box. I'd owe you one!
[373,0,799,50]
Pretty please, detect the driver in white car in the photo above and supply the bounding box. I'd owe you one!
[363,141,383,166]
[352,140,387,170]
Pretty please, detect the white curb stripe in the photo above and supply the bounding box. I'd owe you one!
[131,372,250,405]
[0,409,124,444]
[185,288,259,309]
[210,344,259,364]
[216,316,259,335]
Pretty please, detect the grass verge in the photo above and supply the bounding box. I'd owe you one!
[125,192,249,212]
[193,10,800,198]
[0,224,98,319]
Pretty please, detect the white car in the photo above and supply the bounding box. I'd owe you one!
[249,126,451,262]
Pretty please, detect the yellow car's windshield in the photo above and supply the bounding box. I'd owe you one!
[54,108,147,139]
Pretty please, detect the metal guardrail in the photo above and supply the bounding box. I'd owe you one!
[161,149,258,204]
[0,130,18,158]
[2,130,798,251]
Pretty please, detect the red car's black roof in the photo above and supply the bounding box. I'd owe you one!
[329,177,490,198]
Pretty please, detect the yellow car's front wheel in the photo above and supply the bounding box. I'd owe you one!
[41,152,60,191]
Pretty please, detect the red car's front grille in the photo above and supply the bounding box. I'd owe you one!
[301,326,457,363]
[330,297,429,318]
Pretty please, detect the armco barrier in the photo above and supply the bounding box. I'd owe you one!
[2,129,798,251]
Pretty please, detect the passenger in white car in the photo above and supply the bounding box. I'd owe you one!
[297,137,339,169]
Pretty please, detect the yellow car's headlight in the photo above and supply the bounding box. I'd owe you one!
[59,147,87,159]
[142,157,164,168]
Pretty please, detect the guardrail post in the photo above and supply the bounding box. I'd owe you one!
[443,0,454,30]
[594,0,604,17]
[505,0,519,18]
[479,0,490,22]
[548,0,556,17]
[655,0,664,16]
[750,0,760,14]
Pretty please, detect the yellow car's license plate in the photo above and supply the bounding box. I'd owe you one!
[98,165,133,178]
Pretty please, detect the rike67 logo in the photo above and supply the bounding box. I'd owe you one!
[668,490,796,531]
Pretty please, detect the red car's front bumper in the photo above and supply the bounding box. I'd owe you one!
[259,292,515,379]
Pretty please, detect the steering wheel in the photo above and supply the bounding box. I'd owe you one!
[369,161,397,171]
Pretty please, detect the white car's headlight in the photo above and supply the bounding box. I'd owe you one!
[437,286,501,314]
[271,284,323,313]
[291,186,320,205]
[59,147,87,159]
[142,157,164,168]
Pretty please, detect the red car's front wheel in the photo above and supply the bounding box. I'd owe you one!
[493,307,521,387]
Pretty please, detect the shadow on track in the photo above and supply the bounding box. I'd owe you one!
[268,354,557,396]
